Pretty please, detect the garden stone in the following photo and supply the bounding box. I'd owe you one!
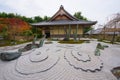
[96,43,104,50]
[103,45,109,48]
[39,35,46,47]
[39,39,44,47]
[94,48,100,56]
[111,67,120,79]
[18,44,39,52]
[18,35,46,52]
[0,51,21,61]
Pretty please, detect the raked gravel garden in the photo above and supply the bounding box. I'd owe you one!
[0,39,120,80]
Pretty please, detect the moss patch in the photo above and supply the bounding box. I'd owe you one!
[0,40,32,47]
[98,39,112,44]
[111,67,120,79]
[58,40,86,44]
[45,41,53,44]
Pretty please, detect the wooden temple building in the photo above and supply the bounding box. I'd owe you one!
[31,5,97,38]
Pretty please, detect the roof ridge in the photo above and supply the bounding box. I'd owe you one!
[49,5,79,21]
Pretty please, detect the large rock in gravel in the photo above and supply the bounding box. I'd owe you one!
[0,52,21,61]
[18,44,39,52]
[111,67,120,79]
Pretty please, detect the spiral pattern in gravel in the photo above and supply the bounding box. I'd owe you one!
[0,42,117,80]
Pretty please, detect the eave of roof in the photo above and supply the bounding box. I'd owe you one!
[31,20,97,26]
[104,32,120,34]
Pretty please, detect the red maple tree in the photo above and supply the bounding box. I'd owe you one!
[0,18,31,40]
[0,18,31,31]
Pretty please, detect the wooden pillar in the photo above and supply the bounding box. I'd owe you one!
[50,27,53,38]
[68,24,71,39]
[58,26,59,39]
[77,24,80,40]
[76,24,78,40]
[52,27,54,38]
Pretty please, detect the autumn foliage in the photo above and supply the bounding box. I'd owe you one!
[0,18,31,32]
[0,18,32,41]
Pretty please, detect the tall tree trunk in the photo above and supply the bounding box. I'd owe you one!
[103,27,106,40]
[111,22,117,44]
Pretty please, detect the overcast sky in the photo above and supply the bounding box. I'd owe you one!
[0,0,120,28]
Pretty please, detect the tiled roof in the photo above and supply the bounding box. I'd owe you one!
[86,28,103,34]
[31,20,97,26]
[86,28,120,35]
[49,5,78,21]
[104,32,120,34]
[31,5,97,26]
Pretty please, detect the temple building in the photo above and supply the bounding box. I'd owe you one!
[31,5,97,38]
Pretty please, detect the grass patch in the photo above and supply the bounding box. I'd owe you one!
[58,40,86,44]
[0,40,11,47]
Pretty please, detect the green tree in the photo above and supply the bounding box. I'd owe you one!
[0,26,8,39]
[74,12,87,20]
[23,30,33,40]
[83,27,93,34]
[0,12,51,23]
[74,12,91,34]
[27,18,34,23]
[31,27,42,38]
[43,16,50,21]
[34,16,43,22]
[7,13,15,18]
[0,12,7,18]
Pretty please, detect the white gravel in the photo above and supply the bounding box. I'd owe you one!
[0,40,119,80]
